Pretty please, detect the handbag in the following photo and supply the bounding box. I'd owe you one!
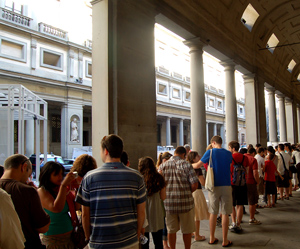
[205,149,214,192]
[279,153,290,179]
[71,215,89,249]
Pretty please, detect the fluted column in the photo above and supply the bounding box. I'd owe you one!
[183,38,207,155]
[266,87,278,143]
[166,117,171,145]
[220,60,238,145]
[277,94,287,142]
[179,119,184,146]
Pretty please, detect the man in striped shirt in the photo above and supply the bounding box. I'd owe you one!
[159,146,198,249]
[76,134,146,249]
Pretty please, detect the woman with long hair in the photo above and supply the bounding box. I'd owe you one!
[38,162,76,249]
[187,151,209,241]
[139,156,166,249]
[156,152,172,169]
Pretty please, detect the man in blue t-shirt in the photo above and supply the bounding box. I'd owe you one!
[76,135,146,249]
[193,135,232,247]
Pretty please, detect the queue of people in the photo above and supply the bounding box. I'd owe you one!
[1,134,300,249]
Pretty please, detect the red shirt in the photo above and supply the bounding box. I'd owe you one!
[244,154,258,185]
[230,152,249,185]
[264,160,277,182]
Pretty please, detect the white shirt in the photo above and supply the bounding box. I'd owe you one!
[276,151,291,175]
[255,154,265,178]
[292,150,300,165]
[0,188,25,249]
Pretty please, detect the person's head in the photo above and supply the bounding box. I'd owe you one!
[39,161,65,195]
[174,146,186,159]
[239,148,247,154]
[3,154,32,183]
[156,152,172,168]
[138,156,166,196]
[184,144,190,155]
[267,146,275,155]
[101,134,123,162]
[228,141,239,153]
[278,143,284,152]
[70,154,97,178]
[275,145,278,151]
[210,135,222,148]
[255,143,261,149]
[257,147,265,155]
[187,151,200,164]
[54,157,58,162]
[247,144,253,150]
[247,147,256,156]
[284,143,292,152]
[120,151,130,166]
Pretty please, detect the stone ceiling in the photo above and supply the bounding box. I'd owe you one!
[153,0,300,101]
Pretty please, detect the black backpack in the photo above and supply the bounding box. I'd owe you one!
[232,156,246,186]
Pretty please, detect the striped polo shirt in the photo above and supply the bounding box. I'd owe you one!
[76,162,146,249]
[159,156,198,214]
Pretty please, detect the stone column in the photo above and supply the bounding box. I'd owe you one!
[166,117,171,146]
[92,0,157,167]
[285,98,297,143]
[183,38,207,155]
[243,74,259,145]
[179,119,184,146]
[297,105,300,143]
[220,60,238,145]
[266,87,278,144]
[277,94,287,142]
[213,123,217,136]
[206,122,209,146]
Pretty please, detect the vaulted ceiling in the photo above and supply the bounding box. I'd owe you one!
[153,0,300,101]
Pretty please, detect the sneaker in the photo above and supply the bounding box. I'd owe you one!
[229,223,236,232]
[249,218,261,225]
[235,225,243,233]
[216,216,222,227]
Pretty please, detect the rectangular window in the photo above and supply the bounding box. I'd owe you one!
[217,101,222,109]
[171,125,177,144]
[185,91,191,101]
[40,48,63,71]
[158,82,167,95]
[209,99,215,107]
[85,60,92,78]
[0,36,26,62]
[51,114,61,143]
[172,88,181,99]
[5,0,23,14]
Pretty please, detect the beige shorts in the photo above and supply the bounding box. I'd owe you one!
[208,186,232,215]
[166,208,195,234]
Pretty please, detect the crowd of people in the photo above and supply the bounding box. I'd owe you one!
[0,134,300,249]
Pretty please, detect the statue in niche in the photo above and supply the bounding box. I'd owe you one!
[71,117,79,142]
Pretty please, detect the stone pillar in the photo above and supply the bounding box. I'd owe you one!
[183,38,207,155]
[92,0,156,167]
[190,122,192,148]
[285,98,297,143]
[297,105,300,143]
[213,123,217,136]
[179,119,184,146]
[255,77,268,147]
[243,74,259,145]
[220,60,238,145]
[277,94,287,142]
[266,87,278,144]
[206,122,209,146]
[166,117,171,146]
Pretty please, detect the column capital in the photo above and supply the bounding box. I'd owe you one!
[220,59,236,71]
[242,73,255,84]
[265,86,276,94]
[285,97,293,105]
[183,37,208,53]
[276,94,285,100]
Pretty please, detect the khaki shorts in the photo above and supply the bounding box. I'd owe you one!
[208,186,232,215]
[166,208,195,234]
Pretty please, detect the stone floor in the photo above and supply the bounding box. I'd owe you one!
[149,189,300,249]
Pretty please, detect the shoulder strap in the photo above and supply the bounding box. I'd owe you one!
[279,153,287,171]
[241,155,244,164]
